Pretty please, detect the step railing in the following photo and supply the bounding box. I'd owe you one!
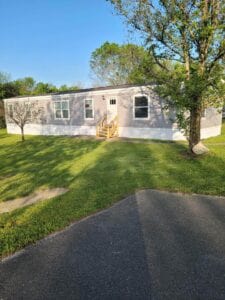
[106,116,118,138]
[96,114,107,137]
[96,115,118,138]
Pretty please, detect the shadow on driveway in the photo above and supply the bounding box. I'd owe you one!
[1,189,225,300]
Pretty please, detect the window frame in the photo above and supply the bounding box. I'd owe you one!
[84,99,94,120]
[109,98,117,105]
[53,99,70,120]
[133,94,150,120]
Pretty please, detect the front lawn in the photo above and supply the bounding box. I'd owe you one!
[0,124,225,258]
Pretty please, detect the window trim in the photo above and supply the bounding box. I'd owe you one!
[84,99,94,120]
[109,98,117,105]
[133,94,150,120]
[53,99,70,120]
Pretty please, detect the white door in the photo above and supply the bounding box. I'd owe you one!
[107,98,117,122]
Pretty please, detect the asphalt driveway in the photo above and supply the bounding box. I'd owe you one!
[1,189,225,300]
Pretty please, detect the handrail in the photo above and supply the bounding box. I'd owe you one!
[107,116,118,138]
[96,114,107,137]
[96,115,118,138]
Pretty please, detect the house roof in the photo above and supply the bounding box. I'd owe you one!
[5,83,153,100]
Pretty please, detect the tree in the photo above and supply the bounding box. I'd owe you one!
[58,84,80,92]
[0,80,20,128]
[6,101,42,141]
[14,77,36,95]
[108,0,225,152]
[0,82,19,99]
[90,42,156,85]
[33,82,58,95]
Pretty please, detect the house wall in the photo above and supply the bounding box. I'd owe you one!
[4,85,222,140]
[201,107,222,128]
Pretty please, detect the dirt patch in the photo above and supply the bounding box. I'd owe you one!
[0,188,68,214]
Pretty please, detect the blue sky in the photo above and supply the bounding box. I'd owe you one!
[0,0,140,87]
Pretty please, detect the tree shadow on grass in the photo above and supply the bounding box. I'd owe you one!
[0,135,103,201]
[0,132,9,139]
[1,137,225,258]
[0,139,158,256]
[1,140,225,298]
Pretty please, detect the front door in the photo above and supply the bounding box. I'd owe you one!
[107,98,117,123]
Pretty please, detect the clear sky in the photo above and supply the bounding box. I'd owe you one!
[0,0,139,87]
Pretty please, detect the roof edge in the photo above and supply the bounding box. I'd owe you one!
[4,83,155,100]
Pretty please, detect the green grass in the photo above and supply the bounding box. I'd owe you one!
[0,122,225,258]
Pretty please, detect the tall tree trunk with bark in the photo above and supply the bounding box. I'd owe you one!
[189,104,201,151]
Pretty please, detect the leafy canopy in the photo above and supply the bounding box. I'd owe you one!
[90,41,157,85]
[108,0,225,138]
[0,73,80,100]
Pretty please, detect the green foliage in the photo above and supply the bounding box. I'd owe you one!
[0,81,20,128]
[1,126,225,257]
[14,77,36,95]
[32,82,58,95]
[58,84,80,92]
[0,71,80,98]
[90,41,156,85]
[0,82,19,100]
[108,0,225,145]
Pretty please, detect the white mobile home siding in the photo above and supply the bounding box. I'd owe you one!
[4,85,222,140]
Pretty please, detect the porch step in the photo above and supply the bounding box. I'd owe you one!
[98,131,108,137]
[96,116,118,138]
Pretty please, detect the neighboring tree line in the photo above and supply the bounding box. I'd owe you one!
[0,73,79,128]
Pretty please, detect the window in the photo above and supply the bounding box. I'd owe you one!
[8,104,13,118]
[110,99,116,105]
[134,96,149,119]
[54,100,70,119]
[84,99,94,119]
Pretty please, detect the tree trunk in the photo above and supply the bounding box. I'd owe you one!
[189,105,201,151]
[21,126,25,141]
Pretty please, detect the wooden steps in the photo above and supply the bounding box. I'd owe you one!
[96,116,118,138]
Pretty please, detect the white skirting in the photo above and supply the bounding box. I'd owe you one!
[6,123,221,141]
[118,127,186,141]
[119,126,221,140]
[200,126,221,139]
[6,124,96,136]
